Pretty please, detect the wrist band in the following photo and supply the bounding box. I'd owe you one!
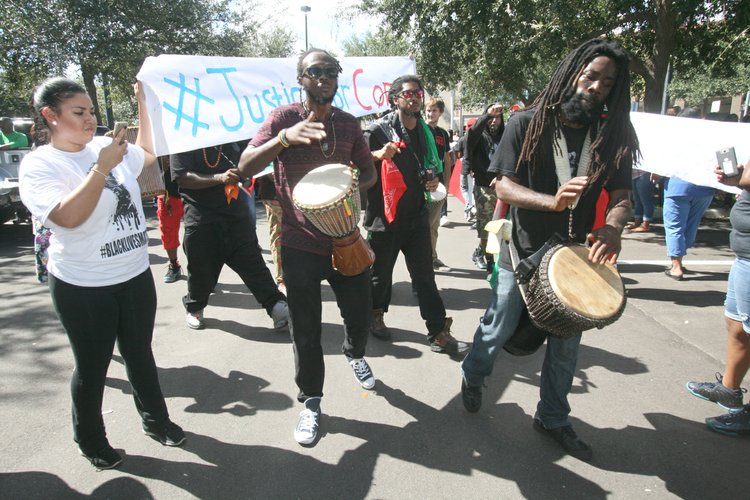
[90,168,107,179]
[278,129,290,148]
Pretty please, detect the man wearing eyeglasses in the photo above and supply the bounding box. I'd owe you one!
[238,48,377,447]
[364,74,469,355]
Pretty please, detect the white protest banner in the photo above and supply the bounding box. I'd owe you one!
[136,55,416,156]
[631,112,750,194]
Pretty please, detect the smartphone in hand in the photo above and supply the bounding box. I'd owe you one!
[112,122,128,145]
[716,147,739,177]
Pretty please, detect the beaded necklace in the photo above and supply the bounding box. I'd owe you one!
[202,145,223,168]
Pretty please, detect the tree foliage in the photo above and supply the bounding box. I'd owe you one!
[0,0,295,122]
[360,0,750,112]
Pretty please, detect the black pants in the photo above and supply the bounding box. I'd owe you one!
[182,219,285,314]
[369,223,447,339]
[49,270,169,454]
[281,246,371,401]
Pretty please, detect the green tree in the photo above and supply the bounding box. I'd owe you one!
[1,0,294,123]
[342,28,412,58]
[360,0,750,111]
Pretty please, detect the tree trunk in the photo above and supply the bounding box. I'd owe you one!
[80,63,102,125]
[645,0,677,113]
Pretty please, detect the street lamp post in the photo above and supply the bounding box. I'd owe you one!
[301,6,311,49]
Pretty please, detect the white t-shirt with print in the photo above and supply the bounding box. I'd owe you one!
[20,137,149,287]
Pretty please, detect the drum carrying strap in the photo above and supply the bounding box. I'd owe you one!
[511,233,566,288]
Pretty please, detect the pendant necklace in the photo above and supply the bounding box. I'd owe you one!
[303,102,337,159]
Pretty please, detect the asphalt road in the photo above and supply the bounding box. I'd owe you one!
[1,197,747,499]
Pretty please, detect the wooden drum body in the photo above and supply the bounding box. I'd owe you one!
[293,164,374,276]
[525,244,626,338]
[293,163,360,238]
[124,127,165,198]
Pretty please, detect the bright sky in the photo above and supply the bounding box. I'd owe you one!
[253,0,376,54]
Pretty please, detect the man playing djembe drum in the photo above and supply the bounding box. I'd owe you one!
[238,48,377,446]
[460,39,640,461]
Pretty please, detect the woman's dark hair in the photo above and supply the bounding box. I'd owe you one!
[518,38,640,187]
[30,77,87,130]
[387,74,423,109]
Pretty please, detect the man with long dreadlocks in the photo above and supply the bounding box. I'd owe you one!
[238,48,377,446]
[365,74,468,355]
[460,39,640,461]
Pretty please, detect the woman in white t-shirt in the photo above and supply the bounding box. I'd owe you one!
[19,77,185,470]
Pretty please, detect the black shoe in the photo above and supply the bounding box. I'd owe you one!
[163,261,182,283]
[461,378,482,413]
[533,419,592,461]
[143,420,186,447]
[471,247,486,270]
[79,443,123,470]
[705,405,750,436]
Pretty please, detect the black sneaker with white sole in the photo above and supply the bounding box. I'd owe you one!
[79,443,123,470]
[143,419,186,447]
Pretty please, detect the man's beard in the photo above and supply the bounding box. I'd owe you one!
[398,102,421,119]
[304,83,338,105]
[561,90,604,125]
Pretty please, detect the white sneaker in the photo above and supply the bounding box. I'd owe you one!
[186,310,204,330]
[348,357,375,389]
[439,215,449,227]
[271,300,289,330]
[294,398,321,445]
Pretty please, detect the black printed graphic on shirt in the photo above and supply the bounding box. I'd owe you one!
[104,174,141,232]
[96,171,146,260]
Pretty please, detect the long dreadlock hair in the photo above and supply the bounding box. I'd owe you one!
[518,38,640,189]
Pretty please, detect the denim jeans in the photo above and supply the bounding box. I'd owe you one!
[725,257,750,334]
[461,267,583,429]
[663,195,713,257]
[632,173,655,221]
[461,173,474,211]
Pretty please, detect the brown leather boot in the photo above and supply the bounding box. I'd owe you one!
[430,318,470,354]
[371,309,391,340]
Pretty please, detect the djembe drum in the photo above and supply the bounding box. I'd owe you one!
[524,244,626,338]
[124,127,165,198]
[293,164,374,276]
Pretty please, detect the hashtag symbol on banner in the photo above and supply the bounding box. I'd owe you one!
[163,73,215,137]
[100,246,107,258]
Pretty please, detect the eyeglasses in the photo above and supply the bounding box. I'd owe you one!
[303,66,340,79]
[399,89,425,100]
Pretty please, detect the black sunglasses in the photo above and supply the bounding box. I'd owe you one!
[303,66,340,79]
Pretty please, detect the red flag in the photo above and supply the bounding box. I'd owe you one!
[381,157,407,223]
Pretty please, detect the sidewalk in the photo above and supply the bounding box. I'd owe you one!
[0,197,746,499]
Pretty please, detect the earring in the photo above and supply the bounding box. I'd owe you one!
[52,121,57,125]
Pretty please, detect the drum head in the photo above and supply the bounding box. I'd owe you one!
[547,245,625,320]
[430,182,447,202]
[293,163,353,208]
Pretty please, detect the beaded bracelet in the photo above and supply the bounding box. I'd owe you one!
[278,129,290,148]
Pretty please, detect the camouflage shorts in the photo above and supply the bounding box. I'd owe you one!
[474,184,497,239]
